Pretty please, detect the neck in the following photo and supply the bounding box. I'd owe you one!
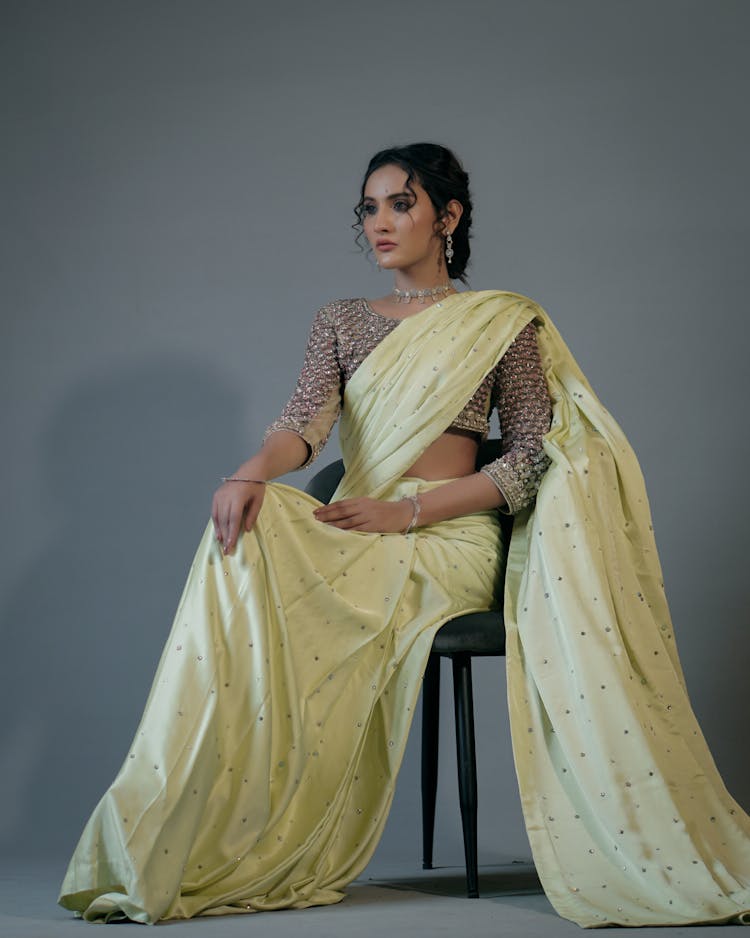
[392,257,450,292]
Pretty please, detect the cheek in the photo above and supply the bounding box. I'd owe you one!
[415,214,437,245]
[395,214,419,239]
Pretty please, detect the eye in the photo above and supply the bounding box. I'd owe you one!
[361,203,376,216]
[393,199,412,212]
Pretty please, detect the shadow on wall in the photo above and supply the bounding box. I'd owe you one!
[0,359,246,860]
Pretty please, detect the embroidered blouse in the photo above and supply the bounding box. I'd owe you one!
[263,297,552,513]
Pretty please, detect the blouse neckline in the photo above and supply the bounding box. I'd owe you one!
[360,294,465,323]
[359,298,406,322]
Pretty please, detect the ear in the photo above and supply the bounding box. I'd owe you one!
[442,198,463,233]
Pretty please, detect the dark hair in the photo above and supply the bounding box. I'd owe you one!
[353,142,473,283]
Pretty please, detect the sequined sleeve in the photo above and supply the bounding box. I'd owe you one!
[262,306,342,468]
[479,321,552,514]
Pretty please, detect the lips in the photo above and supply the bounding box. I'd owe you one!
[376,240,397,249]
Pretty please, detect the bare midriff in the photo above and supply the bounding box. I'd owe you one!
[402,428,479,481]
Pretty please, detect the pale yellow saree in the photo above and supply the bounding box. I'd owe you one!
[58,291,750,927]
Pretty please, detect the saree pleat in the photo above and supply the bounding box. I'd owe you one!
[59,290,750,927]
[58,476,503,923]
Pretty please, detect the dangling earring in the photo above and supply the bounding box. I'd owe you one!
[445,231,454,266]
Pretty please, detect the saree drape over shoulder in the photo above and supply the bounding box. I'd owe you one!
[59,291,750,928]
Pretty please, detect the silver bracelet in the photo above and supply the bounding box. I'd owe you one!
[221,477,267,484]
[401,494,421,534]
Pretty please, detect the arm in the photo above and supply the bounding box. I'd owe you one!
[261,305,342,468]
[213,307,343,553]
[478,321,552,514]
[407,470,507,524]
[312,469,506,534]
[314,322,551,532]
[419,322,552,524]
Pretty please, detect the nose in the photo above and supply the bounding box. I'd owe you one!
[370,206,392,231]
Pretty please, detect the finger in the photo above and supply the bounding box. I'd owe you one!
[315,503,360,522]
[313,505,336,519]
[313,498,362,517]
[225,504,245,554]
[211,498,222,542]
[244,493,263,532]
[221,503,234,551]
[213,495,229,543]
[324,513,370,530]
[244,508,255,531]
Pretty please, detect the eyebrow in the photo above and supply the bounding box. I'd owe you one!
[362,191,414,202]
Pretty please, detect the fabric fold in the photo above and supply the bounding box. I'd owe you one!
[332,290,535,501]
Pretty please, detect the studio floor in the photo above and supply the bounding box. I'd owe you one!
[1,858,746,938]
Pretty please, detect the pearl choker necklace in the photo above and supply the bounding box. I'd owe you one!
[392,284,452,304]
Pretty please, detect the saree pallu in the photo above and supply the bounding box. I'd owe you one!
[506,306,750,926]
[59,291,750,927]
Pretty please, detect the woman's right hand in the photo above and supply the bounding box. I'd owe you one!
[210,433,308,554]
[211,479,266,555]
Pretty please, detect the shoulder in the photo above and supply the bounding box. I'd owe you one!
[478,287,541,307]
[310,297,367,327]
[479,287,550,325]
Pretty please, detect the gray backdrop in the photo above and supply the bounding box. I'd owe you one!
[2,0,748,877]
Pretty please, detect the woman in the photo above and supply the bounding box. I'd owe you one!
[58,144,750,928]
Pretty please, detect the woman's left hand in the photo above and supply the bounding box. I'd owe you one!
[313,497,413,533]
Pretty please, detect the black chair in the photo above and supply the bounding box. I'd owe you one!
[305,441,512,899]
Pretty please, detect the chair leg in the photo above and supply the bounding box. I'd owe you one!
[421,654,440,870]
[452,653,479,898]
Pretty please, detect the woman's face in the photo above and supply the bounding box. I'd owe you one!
[362,164,442,272]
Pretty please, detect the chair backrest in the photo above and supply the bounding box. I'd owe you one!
[304,460,346,503]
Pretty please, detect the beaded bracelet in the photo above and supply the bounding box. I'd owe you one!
[401,494,422,534]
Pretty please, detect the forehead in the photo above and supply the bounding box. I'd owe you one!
[363,164,424,199]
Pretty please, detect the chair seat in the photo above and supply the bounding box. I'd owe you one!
[432,611,506,656]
